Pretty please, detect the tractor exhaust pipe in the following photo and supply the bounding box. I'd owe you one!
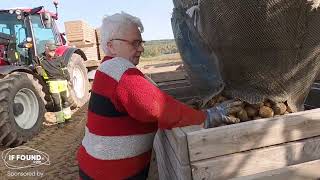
[53,0,59,19]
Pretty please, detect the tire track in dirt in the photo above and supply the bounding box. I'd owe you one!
[0,103,158,180]
[0,104,87,180]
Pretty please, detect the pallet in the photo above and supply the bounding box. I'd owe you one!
[65,20,96,43]
[68,41,95,48]
[154,108,320,179]
[79,46,99,61]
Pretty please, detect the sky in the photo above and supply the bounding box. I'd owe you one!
[1,0,175,40]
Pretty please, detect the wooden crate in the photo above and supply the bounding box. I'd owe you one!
[79,45,99,61]
[148,70,199,102]
[232,159,320,180]
[65,20,96,44]
[154,108,320,180]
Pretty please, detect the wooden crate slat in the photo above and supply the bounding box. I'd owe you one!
[155,130,192,180]
[163,85,197,98]
[187,108,320,162]
[158,79,190,89]
[162,131,192,180]
[148,71,187,83]
[65,20,96,43]
[231,159,320,180]
[154,131,179,180]
[191,135,320,180]
[80,46,99,60]
[68,41,95,48]
[164,128,190,166]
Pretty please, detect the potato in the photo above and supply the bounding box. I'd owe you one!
[226,114,240,124]
[237,109,249,122]
[259,106,274,118]
[252,102,264,109]
[286,105,293,113]
[229,105,243,114]
[264,101,272,108]
[245,106,258,117]
[272,103,287,115]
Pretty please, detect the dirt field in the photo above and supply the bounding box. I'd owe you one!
[0,104,159,180]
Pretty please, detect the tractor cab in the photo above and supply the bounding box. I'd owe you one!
[0,5,64,67]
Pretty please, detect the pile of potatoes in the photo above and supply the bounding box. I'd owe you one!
[206,95,293,122]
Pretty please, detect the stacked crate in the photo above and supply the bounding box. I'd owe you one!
[64,20,99,60]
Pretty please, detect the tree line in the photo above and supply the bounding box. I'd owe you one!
[142,39,179,57]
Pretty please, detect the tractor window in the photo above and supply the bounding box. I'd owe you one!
[0,24,10,35]
[0,13,29,63]
[14,25,29,62]
[31,15,56,56]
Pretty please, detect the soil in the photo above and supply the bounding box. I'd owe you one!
[0,104,159,180]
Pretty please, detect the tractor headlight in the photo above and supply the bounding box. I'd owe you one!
[15,9,22,15]
[17,15,22,20]
[26,37,32,42]
[9,9,14,14]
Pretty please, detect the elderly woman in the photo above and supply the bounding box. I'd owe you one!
[77,12,241,180]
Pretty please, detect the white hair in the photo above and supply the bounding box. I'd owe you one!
[100,12,144,55]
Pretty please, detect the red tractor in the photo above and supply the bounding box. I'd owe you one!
[0,4,90,147]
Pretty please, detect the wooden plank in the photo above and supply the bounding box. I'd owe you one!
[191,135,320,180]
[163,85,197,98]
[161,130,192,180]
[148,71,187,83]
[187,108,320,162]
[154,131,178,180]
[232,159,320,180]
[157,79,190,89]
[64,20,96,43]
[181,125,202,134]
[68,41,95,48]
[164,128,190,166]
[84,60,100,68]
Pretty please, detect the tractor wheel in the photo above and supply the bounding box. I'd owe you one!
[68,53,90,108]
[0,72,46,147]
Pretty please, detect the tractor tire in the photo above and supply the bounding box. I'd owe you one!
[68,53,90,108]
[0,72,46,147]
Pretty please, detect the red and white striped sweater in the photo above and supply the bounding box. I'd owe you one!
[77,56,206,180]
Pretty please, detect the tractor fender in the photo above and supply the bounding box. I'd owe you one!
[0,65,33,76]
[61,47,87,65]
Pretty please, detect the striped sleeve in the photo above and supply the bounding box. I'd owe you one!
[115,68,206,129]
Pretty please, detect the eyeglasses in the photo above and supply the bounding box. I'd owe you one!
[110,38,145,49]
